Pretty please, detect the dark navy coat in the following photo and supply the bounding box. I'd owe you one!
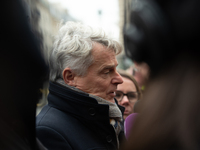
[36,82,125,150]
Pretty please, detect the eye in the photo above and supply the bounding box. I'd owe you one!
[115,92,122,98]
[115,93,121,98]
[104,69,113,74]
[104,71,109,74]
[128,93,137,99]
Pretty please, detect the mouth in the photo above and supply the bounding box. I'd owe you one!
[108,91,116,97]
[124,110,130,115]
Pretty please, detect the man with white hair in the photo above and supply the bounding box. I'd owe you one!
[36,21,125,150]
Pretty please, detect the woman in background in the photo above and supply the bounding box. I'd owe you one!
[116,69,142,120]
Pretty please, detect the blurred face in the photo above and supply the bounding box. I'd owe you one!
[133,62,149,88]
[74,43,123,103]
[116,76,138,120]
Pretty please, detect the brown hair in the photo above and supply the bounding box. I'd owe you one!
[117,69,142,100]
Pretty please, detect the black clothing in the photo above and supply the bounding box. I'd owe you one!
[36,81,124,150]
[0,0,48,149]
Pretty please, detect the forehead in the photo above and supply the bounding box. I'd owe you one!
[121,76,134,84]
[91,43,118,69]
[118,76,137,90]
[92,43,115,55]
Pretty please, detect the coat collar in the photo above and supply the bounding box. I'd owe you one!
[48,81,125,121]
[54,79,124,120]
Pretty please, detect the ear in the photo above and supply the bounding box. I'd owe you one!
[62,68,76,86]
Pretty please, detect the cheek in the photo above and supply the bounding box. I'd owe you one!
[94,78,110,88]
[90,82,110,97]
[125,103,134,110]
[91,83,107,93]
[86,80,105,92]
[126,106,134,114]
[130,103,135,110]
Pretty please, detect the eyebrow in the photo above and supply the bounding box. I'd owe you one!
[102,64,118,70]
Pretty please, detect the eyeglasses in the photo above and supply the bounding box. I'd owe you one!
[115,91,139,103]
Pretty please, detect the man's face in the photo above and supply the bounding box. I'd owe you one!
[73,43,123,103]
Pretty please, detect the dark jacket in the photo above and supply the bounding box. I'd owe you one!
[36,82,125,150]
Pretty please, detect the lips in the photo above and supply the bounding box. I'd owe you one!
[124,110,129,115]
[108,91,116,97]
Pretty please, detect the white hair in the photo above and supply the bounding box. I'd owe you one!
[49,21,123,81]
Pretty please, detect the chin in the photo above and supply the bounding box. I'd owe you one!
[123,115,128,120]
[106,98,115,103]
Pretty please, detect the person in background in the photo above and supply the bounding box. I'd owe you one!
[115,69,142,120]
[0,0,48,149]
[126,62,150,92]
[36,21,125,150]
[122,0,200,149]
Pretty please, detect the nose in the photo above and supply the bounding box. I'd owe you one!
[119,95,129,105]
[112,71,123,84]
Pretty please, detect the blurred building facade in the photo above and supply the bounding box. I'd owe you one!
[22,0,75,63]
[22,0,130,70]
[118,0,133,70]
[22,0,76,114]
